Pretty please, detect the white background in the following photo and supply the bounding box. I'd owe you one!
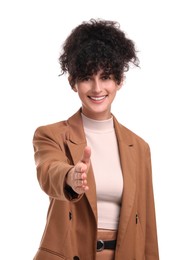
[0,0,182,259]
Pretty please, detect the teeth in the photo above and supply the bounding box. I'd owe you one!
[90,96,106,101]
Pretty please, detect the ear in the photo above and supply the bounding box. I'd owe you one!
[72,85,78,92]
[117,76,125,90]
[68,75,77,92]
[117,81,123,91]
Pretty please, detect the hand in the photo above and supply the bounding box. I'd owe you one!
[66,146,91,194]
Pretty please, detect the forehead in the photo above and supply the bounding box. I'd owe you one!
[89,69,112,77]
[81,70,111,79]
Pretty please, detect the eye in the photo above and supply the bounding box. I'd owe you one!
[101,75,111,80]
[80,76,91,82]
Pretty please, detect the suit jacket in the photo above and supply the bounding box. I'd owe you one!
[33,109,159,260]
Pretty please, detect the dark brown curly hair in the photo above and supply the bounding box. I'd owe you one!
[59,19,139,87]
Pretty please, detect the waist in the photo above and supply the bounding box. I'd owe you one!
[97,229,117,251]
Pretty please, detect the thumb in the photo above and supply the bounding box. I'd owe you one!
[81,146,91,164]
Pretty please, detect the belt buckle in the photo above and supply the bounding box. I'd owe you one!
[97,240,104,252]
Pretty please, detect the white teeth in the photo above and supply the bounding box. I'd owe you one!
[90,96,106,101]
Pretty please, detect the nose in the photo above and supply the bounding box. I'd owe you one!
[91,78,102,93]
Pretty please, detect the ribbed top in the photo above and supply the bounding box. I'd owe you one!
[81,113,123,230]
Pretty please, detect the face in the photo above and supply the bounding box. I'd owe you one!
[72,70,122,120]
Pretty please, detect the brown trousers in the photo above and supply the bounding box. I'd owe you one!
[96,229,117,260]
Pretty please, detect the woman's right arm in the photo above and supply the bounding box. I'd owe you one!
[33,125,90,201]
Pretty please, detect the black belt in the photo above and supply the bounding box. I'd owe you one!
[97,240,116,252]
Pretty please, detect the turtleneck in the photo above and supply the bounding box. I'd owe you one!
[81,113,114,133]
[81,113,123,230]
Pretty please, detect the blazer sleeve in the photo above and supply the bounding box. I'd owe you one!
[33,125,82,201]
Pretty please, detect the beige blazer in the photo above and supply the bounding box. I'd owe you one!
[33,109,159,260]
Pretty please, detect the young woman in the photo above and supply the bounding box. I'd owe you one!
[33,19,159,260]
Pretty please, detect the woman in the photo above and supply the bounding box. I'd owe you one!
[33,19,159,260]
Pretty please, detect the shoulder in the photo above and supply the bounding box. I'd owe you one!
[113,116,150,151]
[33,109,83,142]
[33,119,68,137]
[121,123,147,144]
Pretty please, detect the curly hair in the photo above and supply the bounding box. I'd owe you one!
[59,19,139,87]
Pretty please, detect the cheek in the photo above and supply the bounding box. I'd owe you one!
[77,85,90,96]
[109,86,119,95]
[77,90,87,101]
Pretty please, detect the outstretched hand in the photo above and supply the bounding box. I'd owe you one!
[66,146,91,194]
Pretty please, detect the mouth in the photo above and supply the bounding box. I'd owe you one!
[88,95,107,101]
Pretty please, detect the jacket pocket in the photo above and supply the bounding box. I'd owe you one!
[33,247,66,260]
[135,213,145,260]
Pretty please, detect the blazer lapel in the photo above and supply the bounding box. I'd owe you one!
[66,110,98,222]
[114,117,137,245]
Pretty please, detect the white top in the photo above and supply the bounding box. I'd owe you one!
[82,113,123,230]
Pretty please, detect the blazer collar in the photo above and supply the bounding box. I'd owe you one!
[67,108,86,145]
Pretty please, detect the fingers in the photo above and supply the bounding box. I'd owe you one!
[72,169,89,194]
[74,146,91,192]
[66,163,89,194]
[74,177,87,187]
[66,146,91,195]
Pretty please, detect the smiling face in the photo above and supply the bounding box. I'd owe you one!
[72,70,122,120]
